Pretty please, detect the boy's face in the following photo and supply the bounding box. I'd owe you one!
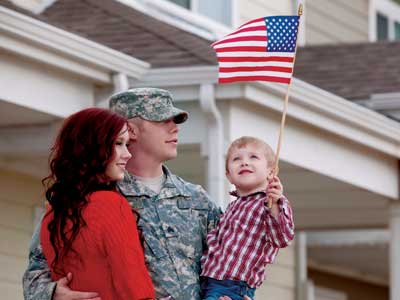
[226,143,271,196]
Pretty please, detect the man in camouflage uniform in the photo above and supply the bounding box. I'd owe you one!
[23,88,221,300]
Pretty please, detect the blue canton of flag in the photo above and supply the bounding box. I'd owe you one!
[265,16,299,52]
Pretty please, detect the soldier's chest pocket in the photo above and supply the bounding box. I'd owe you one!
[175,199,207,259]
[129,199,169,262]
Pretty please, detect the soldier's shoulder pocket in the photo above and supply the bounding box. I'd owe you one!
[192,201,209,211]
[177,197,191,209]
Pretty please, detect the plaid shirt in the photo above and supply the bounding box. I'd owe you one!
[200,191,294,288]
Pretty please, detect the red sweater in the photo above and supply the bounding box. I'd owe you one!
[40,191,155,300]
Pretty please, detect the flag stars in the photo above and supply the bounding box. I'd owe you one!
[266,16,299,52]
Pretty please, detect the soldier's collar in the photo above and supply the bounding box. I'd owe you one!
[117,171,156,197]
[160,166,190,198]
[117,167,190,198]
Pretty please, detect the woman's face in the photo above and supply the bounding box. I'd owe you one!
[105,124,132,181]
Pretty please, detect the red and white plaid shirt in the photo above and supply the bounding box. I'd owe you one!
[200,191,295,288]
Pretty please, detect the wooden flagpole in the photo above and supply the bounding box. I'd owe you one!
[269,4,303,208]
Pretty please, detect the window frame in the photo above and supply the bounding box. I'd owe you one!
[377,12,389,40]
[119,0,233,40]
[369,0,400,41]
[168,0,235,27]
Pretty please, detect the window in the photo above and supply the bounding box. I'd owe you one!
[167,0,232,26]
[395,22,400,40]
[198,0,232,26]
[377,13,388,40]
[372,0,400,41]
[168,0,190,9]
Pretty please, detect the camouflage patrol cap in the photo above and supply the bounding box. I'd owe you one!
[109,87,188,124]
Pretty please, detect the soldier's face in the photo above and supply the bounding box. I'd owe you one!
[135,118,179,163]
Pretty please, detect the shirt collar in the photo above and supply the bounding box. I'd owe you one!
[230,189,268,200]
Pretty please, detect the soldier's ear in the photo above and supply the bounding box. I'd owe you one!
[127,120,139,140]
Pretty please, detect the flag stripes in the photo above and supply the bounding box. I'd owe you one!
[212,16,299,84]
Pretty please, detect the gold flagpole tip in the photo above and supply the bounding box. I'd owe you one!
[298,3,303,16]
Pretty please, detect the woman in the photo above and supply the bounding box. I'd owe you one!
[40,107,155,300]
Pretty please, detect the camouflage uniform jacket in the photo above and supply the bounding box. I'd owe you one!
[22,166,221,300]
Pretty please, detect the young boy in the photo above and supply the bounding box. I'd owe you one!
[200,136,295,300]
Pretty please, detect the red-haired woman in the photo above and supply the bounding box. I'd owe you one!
[40,108,155,300]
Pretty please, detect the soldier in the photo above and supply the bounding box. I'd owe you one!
[23,88,222,300]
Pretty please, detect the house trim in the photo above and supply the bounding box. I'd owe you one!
[0,5,150,83]
[135,66,400,159]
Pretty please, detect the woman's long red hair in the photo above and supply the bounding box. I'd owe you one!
[42,107,127,274]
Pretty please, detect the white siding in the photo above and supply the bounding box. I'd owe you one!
[306,0,369,44]
[0,170,43,300]
[0,52,94,119]
[7,0,48,13]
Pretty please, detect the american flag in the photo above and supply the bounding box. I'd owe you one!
[212,16,300,84]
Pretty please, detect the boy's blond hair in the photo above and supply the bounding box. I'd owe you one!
[225,136,275,172]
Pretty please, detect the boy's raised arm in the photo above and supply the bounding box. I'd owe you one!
[266,196,295,248]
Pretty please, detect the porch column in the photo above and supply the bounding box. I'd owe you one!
[296,231,308,300]
[389,201,400,300]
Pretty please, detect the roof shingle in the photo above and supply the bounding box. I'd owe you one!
[294,42,400,100]
[39,0,217,67]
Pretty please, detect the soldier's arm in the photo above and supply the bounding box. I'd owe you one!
[23,220,100,300]
[22,221,57,300]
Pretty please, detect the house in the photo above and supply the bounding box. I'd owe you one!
[0,1,399,300]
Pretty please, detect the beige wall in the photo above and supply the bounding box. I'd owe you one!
[238,0,369,45]
[306,0,369,45]
[256,244,296,300]
[237,0,294,26]
[0,169,43,300]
